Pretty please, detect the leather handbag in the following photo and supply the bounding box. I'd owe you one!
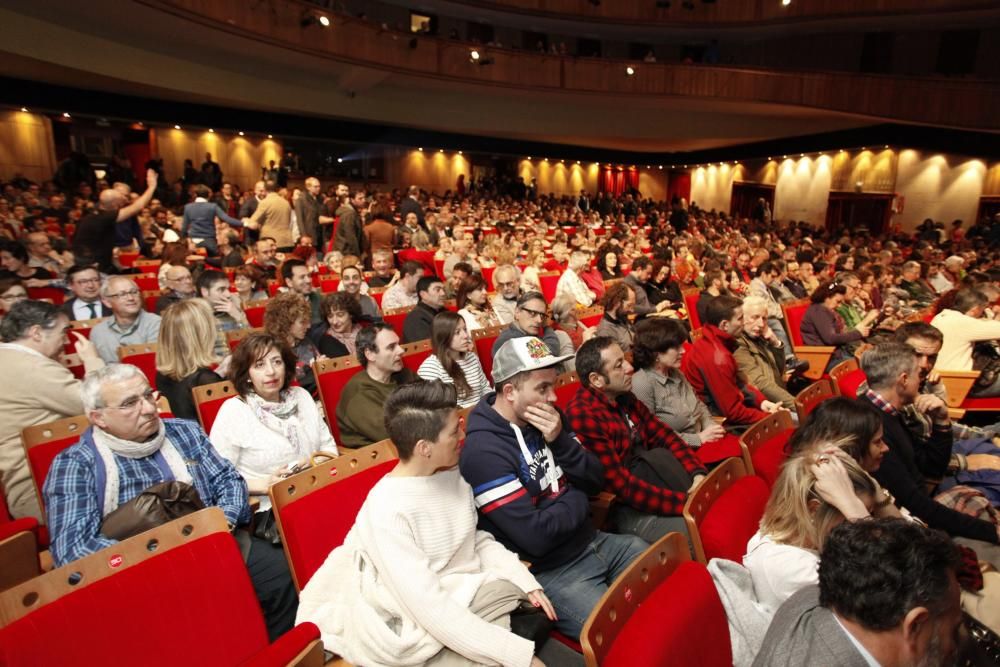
[100,481,205,541]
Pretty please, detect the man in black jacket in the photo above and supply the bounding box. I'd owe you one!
[858,342,1000,566]
[401,275,445,343]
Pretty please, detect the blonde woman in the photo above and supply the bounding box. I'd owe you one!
[742,450,885,617]
[155,298,227,421]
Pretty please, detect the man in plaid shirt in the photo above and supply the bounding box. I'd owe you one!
[566,337,707,543]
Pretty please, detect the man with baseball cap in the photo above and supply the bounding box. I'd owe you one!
[460,337,649,640]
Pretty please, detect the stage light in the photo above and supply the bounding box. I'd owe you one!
[20,107,27,112]
[625,66,635,76]
[318,15,330,27]
[781,0,791,5]
[238,131,245,136]
[268,134,273,139]
[470,50,480,61]
[418,147,423,151]
[63,112,72,118]
[174,124,181,129]
[209,128,215,133]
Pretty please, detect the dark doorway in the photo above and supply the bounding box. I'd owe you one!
[825,192,892,236]
[977,196,1000,223]
[730,182,775,221]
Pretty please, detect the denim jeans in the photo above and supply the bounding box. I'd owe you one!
[532,531,649,639]
[612,504,691,546]
[767,317,794,361]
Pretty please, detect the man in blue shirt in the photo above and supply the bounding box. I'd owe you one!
[44,363,297,640]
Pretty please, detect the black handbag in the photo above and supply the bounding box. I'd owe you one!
[509,601,554,653]
[252,508,282,545]
[100,481,205,541]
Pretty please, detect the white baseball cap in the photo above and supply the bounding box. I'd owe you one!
[491,336,572,384]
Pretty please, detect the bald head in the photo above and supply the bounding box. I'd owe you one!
[99,188,127,211]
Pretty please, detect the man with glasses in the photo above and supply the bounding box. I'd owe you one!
[0,300,104,522]
[490,264,521,324]
[90,276,162,363]
[154,265,196,314]
[61,265,111,321]
[43,363,298,641]
[492,292,561,357]
[834,271,879,333]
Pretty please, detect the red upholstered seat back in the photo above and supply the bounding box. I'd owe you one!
[603,561,732,667]
[25,286,65,305]
[134,274,159,292]
[684,290,702,330]
[783,300,809,346]
[193,382,236,435]
[401,340,432,373]
[277,459,397,590]
[539,272,560,304]
[319,277,340,294]
[698,475,770,563]
[751,429,793,488]
[244,303,267,328]
[473,327,502,381]
[0,532,268,666]
[25,437,79,506]
[314,360,363,444]
[554,373,580,411]
[838,369,867,398]
[119,350,158,388]
[383,309,411,339]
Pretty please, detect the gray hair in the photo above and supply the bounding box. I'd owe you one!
[550,296,577,324]
[81,363,147,411]
[0,300,62,342]
[861,342,917,391]
[741,295,769,315]
[100,276,136,299]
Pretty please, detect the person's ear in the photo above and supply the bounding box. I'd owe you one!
[901,606,930,654]
[413,439,433,459]
[88,409,108,431]
[588,371,605,390]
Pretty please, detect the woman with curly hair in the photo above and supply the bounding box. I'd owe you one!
[233,264,268,302]
[310,291,364,359]
[265,291,320,396]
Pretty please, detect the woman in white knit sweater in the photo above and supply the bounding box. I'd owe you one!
[297,381,553,667]
[210,332,336,513]
[418,311,492,408]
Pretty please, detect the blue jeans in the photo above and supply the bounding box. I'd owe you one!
[532,531,649,639]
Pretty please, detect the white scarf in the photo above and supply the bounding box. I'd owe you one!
[244,390,305,458]
[92,421,192,516]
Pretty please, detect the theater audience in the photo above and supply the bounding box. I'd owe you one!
[460,337,647,639]
[696,269,728,325]
[683,295,783,426]
[211,332,336,513]
[196,270,248,357]
[339,265,381,321]
[72,169,157,273]
[300,380,552,667]
[155,264,196,314]
[61,264,111,321]
[310,292,364,359]
[417,311,491,408]
[0,300,103,521]
[932,288,1000,396]
[403,276,446,343]
[753,519,963,667]
[457,272,502,332]
[596,247,621,280]
[43,363,298,640]
[624,256,671,317]
[264,292,319,397]
[735,296,796,410]
[337,323,417,448]
[381,260,421,311]
[595,282,635,353]
[281,257,322,324]
[181,184,246,254]
[90,276,162,363]
[154,298,225,421]
[555,250,596,308]
[492,292,560,357]
[747,261,794,358]
[0,239,53,282]
[567,337,706,543]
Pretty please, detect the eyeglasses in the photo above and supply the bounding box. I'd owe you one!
[519,307,547,319]
[74,278,101,285]
[108,389,159,412]
[107,289,140,300]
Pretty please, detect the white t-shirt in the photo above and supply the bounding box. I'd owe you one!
[742,531,820,616]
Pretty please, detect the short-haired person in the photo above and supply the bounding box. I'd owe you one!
[747,260,795,360]
[73,169,157,273]
[567,336,707,543]
[631,318,734,454]
[0,278,27,320]
[859,342,1000,560]
[43,364,298,640]
[447,261,475,300]
[155,264,195,314]
[90,276,162,363]
[281,257,322,324]
[402,275,446,343]
[196,270,249,357]
[301,381,553,667]
[554,251,596,308]
[339,265,381,321]
[697,269,727,325]
[595,282,636,353]
[0,300,103,521]
[900,260,936,306]
[492,292,561,358]
[211,333,336,514]
[683,295,783,426]
[491,264,522,325]
[460,337,648,639]
[310,292,363,358]
[550,296,594,365]
[457,272,502,332]
[417,311,492,409]
[337,323,417,448]
[735,295,796,410]
[381,260,421,311]
[154,298,226,421]
[624,256,671,316]
[752,519,962,667]
[264,292,320,397]
[61,264,111,321]
[181,184,247,255]
[932,288,1000,396]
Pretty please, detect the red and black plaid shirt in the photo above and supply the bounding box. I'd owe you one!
[565,385,706,516]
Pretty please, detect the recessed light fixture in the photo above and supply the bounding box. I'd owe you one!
[625,66,635,76]
[458,151,463,155]
[63,112,72,118]
[268,134,273,139]
[470,50,480,61]
[238,131,245,136]
[782,0,791,5]
[208,128,215,133]
[174,124,181,129]
[319,15,330,26]
[418,147,423,151]
[337,158,343,163]
[20,107,27,112]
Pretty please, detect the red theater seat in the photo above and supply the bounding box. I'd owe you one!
[192,381,236,434]
[794,378,836,423]
[401,339,432,373]
[22,415,90,529]
[472,325,503,381]
[739,409,794,488]
[382,307,412,339]
[0,508,323,667]
[781,299,834,381]
[313,356,363,445]
[554,371,580,411]
[118,342,158,388]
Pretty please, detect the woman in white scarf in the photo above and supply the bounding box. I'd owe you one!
[210,332,336,512]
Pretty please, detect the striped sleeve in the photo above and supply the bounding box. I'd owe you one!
[472,474,527,514]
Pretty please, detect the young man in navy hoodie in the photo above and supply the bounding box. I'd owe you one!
[460,337,649,639]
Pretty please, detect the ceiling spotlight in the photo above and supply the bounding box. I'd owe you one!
[782,155,787,159]
[20,107,28,112]
[861,146,867,150]
[527,156,531,160]
[319,15,330,27]
[337,158,343,163]
[174,124,181,129]
[63,112,72,118]
[238,131,245,136]
[208,128,214,133]
[884,145,889,149]
[800,153,805,157]
[438,149,444,153]
[658,165,663,170]
[458,151,463,155]
[839,149,845,153]
[781,0,791,5]
[300,12,327,28]
[625,66,635,76]
[268,134,273,139]
[576,161,581,165]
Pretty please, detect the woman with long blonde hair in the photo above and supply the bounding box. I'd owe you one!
[155,298,225,420]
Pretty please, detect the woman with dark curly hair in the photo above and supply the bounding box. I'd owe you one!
[265,291,320,396]
[310,291,364,359]
[233,264,268,302]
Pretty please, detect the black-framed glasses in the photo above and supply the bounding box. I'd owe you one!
[520,307,547,319]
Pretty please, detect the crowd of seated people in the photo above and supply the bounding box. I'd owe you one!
[1,164,1000,665]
